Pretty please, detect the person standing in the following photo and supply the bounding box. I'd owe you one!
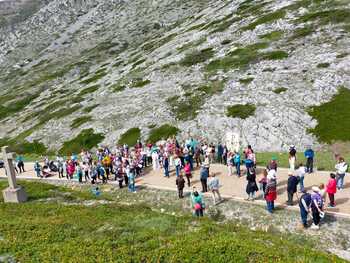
[265,173,277,213]
[289,145,297,171]
[77,163,83,183]
[335,157,348,190]
[163,154,170,178]
[304,147,314,173]
[267,157,278,171]
[34,161,42,178]
[208,173,222,205]
[297,163,306,192]
[191,187,205,217]
[298,190,312,228]
[152,150,159,171]
[217,143,223,164]
[310,186,324,230]
[184,161,192,187]
[326,173,337,207]
[286,171,299,205]
[246,167,258,201]
[82,162,90,182]
[174,155,182,177]
[227,152,234,176]
[233,151,241,177]
[127,166,136,193]
[57,157,64,179]
[176,174,185,198]
[200,164,209,192]
[16,155,25,173]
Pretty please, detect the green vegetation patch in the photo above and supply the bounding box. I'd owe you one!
[79,69,108,85]
[241,10,286,31]
[0,92,39,120]
[78,84,100,96]
[71,116,92,129]
[273,87,288,94]
[289,26,314,41]
[308,87,350,143]
[118,128,141,146]
[148,124,179,143]
[180,48,215,67]
[132,79,151,88]
[0,139,47,155]
[317,63,330,68]
[221,39,232,45]
[83,104,99,113]
[239,77,254,84]
[226,104,256,119]
[59,128,105,155]
[261,50,288,60]
[259,30,283,41]
[296,9,350,25]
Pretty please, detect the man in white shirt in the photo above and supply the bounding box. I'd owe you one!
[335,157,348,190]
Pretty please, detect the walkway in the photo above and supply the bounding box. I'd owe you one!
[1,162,349,217]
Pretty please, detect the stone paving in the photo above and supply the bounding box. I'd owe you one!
[1,162,349,216]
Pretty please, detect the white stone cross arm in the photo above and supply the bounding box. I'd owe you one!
[1,146,17,189]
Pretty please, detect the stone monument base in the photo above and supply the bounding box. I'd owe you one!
[2,186,27,203]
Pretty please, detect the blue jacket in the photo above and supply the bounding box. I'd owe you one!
[234,154,241,164]
[200,167,209,180]
[304,149,314,159]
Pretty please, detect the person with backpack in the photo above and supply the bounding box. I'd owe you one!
[191,187,205,217]
[286,171,300,206]
[246,167,258,201]
[34,161,42,178]
[335,157,348,190]
[326,173,337,207]
[304,146,314,173]
[310,186,324,230]
[200,164,209,192]
[299,190,312,228]
[176,174,185,198]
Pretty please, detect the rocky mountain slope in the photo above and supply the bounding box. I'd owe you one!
[0,0,349,153]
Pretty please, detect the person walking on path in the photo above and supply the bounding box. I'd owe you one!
[289,145,297,171]
[67,160,75,180]
[16,155,25,173]
[265,173,277,213]
[163,155,170,178]
[299,190,312,228]
[304,147,314,173]
[34,161,42,178]
[77,164,83,183]
[286,171,299,205]
[127,166,136,193]
[326,173,337,207]
[246,167,258,201]
[184,161,192,187]
[208,173,222,205]
[297,163,306,192]
[200,164,209,192]
[335,157,348,190]
[191,187,205,217]
[176,174,185,198]
[233,151,241,177]
[174,155,182,177]
[310,186,324,230]
[259,169,268,198]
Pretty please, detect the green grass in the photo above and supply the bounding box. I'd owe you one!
[239,77,254,84]
[0,180,343,262]
[111,83,126,92]
[241,10,286,31]
[261,50,288,60]
[132,79,151,88]
[317,63,330,68]
[148,124,179,143]
[78,84,100,96]
[0,92,39,120]
[117,128,141,146]
[226,104,256,119]
[296,9,350,25]
[70,116,92,129]
[210,17,240,33]
[0,139,47,155]
[289,26,314,40]
[83,104,99,113]
[59,128,105,155]
[307,86,350,143]
[180,48,215,67]
[79,69,108,85]
[259,30,283,41]
[273,87,288,94]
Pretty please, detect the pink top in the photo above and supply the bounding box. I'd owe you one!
[326,178,337,194]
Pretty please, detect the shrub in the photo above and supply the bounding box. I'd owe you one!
[289,26,314,40]
[307,87,350,143]
[71,116,92,129]
[132,79,151,88]
[2,139,47,155]
[258,30,283,41]
[180,48,215,67]
[148,124,179,143]
[273,87,288,94]
[239,77,254,84]
[78,85,100,96]
[111,84,126,92]
[317,63,330,68]
[296,9,350,25]
[0,93,39,120]
[83,104,99,113]
[241,10,286,31]
[221,39,231,45]
[118,128,141,146]
[261,50,288,60]
[226,104,256,119]
[59,129,105,155]
[79,70,108,85]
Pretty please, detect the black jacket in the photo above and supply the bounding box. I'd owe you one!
[287,175,299,193]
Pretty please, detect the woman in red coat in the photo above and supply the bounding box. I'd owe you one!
[326,173,337,207]
[265,174,277,213]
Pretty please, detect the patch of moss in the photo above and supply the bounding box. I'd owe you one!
[78,84,100,96]
[226,104,256,119]
[273,87,288,94]
[180,48,215,67]
[71,116,92,129]
[239,77,254,84]
[83,104,99,113]
[59,129,105,155]
[259,30,283,41]
[307,87,350,143]
[132,79,151,88]
[241,10,286,31]
[317,63,330,68]
[148,124,179,143]
[261,50,288,60]
[118,128,141,146]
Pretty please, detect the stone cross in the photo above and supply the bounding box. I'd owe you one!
[1,146,27,203]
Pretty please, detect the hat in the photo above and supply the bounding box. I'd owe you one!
[312,186,320,192]
[271,156,277,161]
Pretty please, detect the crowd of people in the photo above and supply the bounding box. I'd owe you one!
[9,136,347,229]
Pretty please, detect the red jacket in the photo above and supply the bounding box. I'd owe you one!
[326,178,337,194]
